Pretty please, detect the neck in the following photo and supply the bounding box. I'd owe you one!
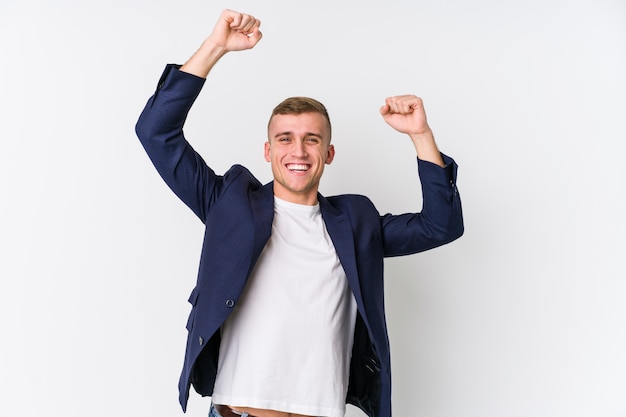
[272,186,318,206]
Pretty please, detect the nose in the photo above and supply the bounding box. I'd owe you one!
[290,139,308,157]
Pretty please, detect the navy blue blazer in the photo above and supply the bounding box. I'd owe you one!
[136,64,463,417]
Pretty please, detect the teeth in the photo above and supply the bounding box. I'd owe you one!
[287,164,309,171]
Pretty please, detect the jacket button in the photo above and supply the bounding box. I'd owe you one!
[225,299,235,308]
[198,337,204,345]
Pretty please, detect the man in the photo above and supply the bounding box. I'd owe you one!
[136,9,463,417]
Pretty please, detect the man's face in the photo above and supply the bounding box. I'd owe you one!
[265,112,334,205]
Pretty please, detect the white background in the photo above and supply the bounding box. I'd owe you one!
[1,0,625,416]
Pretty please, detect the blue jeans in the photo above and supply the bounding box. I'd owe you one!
[210,404,250,417]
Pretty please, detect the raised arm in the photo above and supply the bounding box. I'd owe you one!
[378,95,463,255]
[135,9,262,221]
[181,9,262,78]
[379,95,444,167]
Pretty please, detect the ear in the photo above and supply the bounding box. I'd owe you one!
[325,144,335,165]
[264,141,271,162]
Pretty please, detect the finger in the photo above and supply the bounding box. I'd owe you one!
[392,97,409,114]
[248,19,261,36]
[385,97,400,113]
[403,100,414,113]
[248,24,263,46]
[399,96,416,113]
[410,97,424,112]
[387,95,421,114]
[239,15,256,32]
[385,97,405,114]
[224,9,243,28]
[231,13,258,34]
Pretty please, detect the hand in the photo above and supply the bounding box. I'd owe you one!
[208,9,262,53]
[380,95,444,166]
[181,9,262,78]
[379,95,430,135]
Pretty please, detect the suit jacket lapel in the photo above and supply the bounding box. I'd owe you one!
[318,195,366,311]
[248,182,275,275]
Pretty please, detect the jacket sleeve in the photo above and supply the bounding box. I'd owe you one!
[135,64,219,222]
[381,153,464,257]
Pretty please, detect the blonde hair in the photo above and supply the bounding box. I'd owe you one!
[269,96,331,137]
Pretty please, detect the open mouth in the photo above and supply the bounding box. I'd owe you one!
[286,163,310,172]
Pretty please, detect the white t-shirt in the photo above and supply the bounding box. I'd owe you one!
[211,197,357,417]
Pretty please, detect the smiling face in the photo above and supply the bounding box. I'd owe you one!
[265,112,334,205]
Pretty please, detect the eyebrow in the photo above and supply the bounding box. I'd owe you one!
[273,131,324,139]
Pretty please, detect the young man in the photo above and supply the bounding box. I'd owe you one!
[136,9,463,417]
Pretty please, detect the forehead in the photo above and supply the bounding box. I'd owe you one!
[268,112,330,138]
